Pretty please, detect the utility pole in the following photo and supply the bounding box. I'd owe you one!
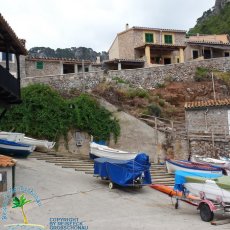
[82,59,85,92]
[211,72,216,100]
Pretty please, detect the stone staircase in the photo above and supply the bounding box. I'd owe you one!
[29,152,175,186]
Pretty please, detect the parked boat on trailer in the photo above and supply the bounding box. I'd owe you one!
[90,142,137,160]
[166,159,223,175]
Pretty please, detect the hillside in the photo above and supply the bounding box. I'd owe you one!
[188,1,230,35]
[29,47,108,62]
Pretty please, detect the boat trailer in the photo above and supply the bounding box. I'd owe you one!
[174,191,230,223]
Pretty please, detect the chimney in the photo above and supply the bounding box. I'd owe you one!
[20,39,26,47]
[96,56,101,64]
[126,23,129,30]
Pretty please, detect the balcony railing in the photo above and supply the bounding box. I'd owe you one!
[0,64,20,104]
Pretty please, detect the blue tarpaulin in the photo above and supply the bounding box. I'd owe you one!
[174,170,222,192]
[94,153,152,186]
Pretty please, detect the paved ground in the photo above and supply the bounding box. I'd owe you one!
[2,158,230,229]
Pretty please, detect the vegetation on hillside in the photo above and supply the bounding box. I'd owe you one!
[0,84,120,143]
[189,3,230,35]
[29,47,108,62]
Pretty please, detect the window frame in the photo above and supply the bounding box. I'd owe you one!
[36,61,44,70]
[164,34,173,44]
[1,52,14,63]
[144,32,154,43]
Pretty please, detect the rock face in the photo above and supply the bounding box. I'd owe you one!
[214,0,230,13]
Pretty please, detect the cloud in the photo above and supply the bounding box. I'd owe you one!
[1,0,215,51]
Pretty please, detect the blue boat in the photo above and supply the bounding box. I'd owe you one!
[0,139,36,158]
[94,153,152,189]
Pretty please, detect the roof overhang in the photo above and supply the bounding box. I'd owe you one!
[185,99,230,109]
[0,14,27,55]
[187,42,230,50]
[135,43,186,50]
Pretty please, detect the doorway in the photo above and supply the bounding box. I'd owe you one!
[164,58,171,65]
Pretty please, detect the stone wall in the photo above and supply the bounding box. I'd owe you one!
[22,71,105,93]
[108,57,230,89]
[190,138,230,158]
[186,107,230,135]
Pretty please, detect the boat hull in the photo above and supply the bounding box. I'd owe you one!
[166,160,222,175]
[0,140,35,158]
[90,142,137,160]
[184,181,230,203]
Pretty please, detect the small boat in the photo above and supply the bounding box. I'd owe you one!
[166,159,223,175]
[0,139,36,158]
[174,170,230,203]
[90,142,138,160]
[150,184,200,200]
[191,155,230,176]
[20,136,55,152]
[94,153,151,188]
[191,155,226,166]
[0,131,25,142]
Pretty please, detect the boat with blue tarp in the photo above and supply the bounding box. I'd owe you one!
[94,153,151,189]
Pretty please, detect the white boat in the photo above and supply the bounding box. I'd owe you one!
[0,131,25,142]
[191,155,226,166]
[0,139,36,157]
[20,137,55,151]
[166,159,223,175]
[90,142,138,160]
[191,155,230,175]
[183,175,230,203]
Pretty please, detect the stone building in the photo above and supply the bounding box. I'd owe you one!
[185,99,230,158]
[185,34,230,61]
[185,99,230,135]
[108,24,186,68]
[25,56,102,78]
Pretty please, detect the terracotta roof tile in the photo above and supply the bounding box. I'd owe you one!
[132,26,186,33]
[187,40,230,46]
[185,99,230,109]
[0,155,16,167]
[26,56,91,64]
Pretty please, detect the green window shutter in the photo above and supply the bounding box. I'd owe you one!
[36,61,44,69]
[164,35,173,44]
[145,33,153,43]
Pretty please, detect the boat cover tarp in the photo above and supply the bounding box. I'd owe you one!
[174,170,222,191]
[215,176,230,191]
[94,153,151,186]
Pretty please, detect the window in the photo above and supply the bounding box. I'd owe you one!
[145,33,154,43]
[164,35,173,44]
[85,67,89,72]
[36,61,44,69]
[2,52,13,62]
[193,50,199,59]
[225,52,230,57]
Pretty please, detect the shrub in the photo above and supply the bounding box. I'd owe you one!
[147,103,162,117]
[155,82,166,88]
[158,99,165,107]
[0,84,120,143]
[112,77,128,84]
[194,67,210,82]
[126,88,149,99]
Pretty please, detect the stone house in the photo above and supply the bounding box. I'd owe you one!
[185,99,230,136]
[25,56,102,78]
[185,34,230,61]
[108,24,186,68]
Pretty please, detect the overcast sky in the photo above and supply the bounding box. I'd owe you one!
[1,0,215,52]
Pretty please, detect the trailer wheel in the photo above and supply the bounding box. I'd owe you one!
[109,182,114,190]
[200,203,214,222]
